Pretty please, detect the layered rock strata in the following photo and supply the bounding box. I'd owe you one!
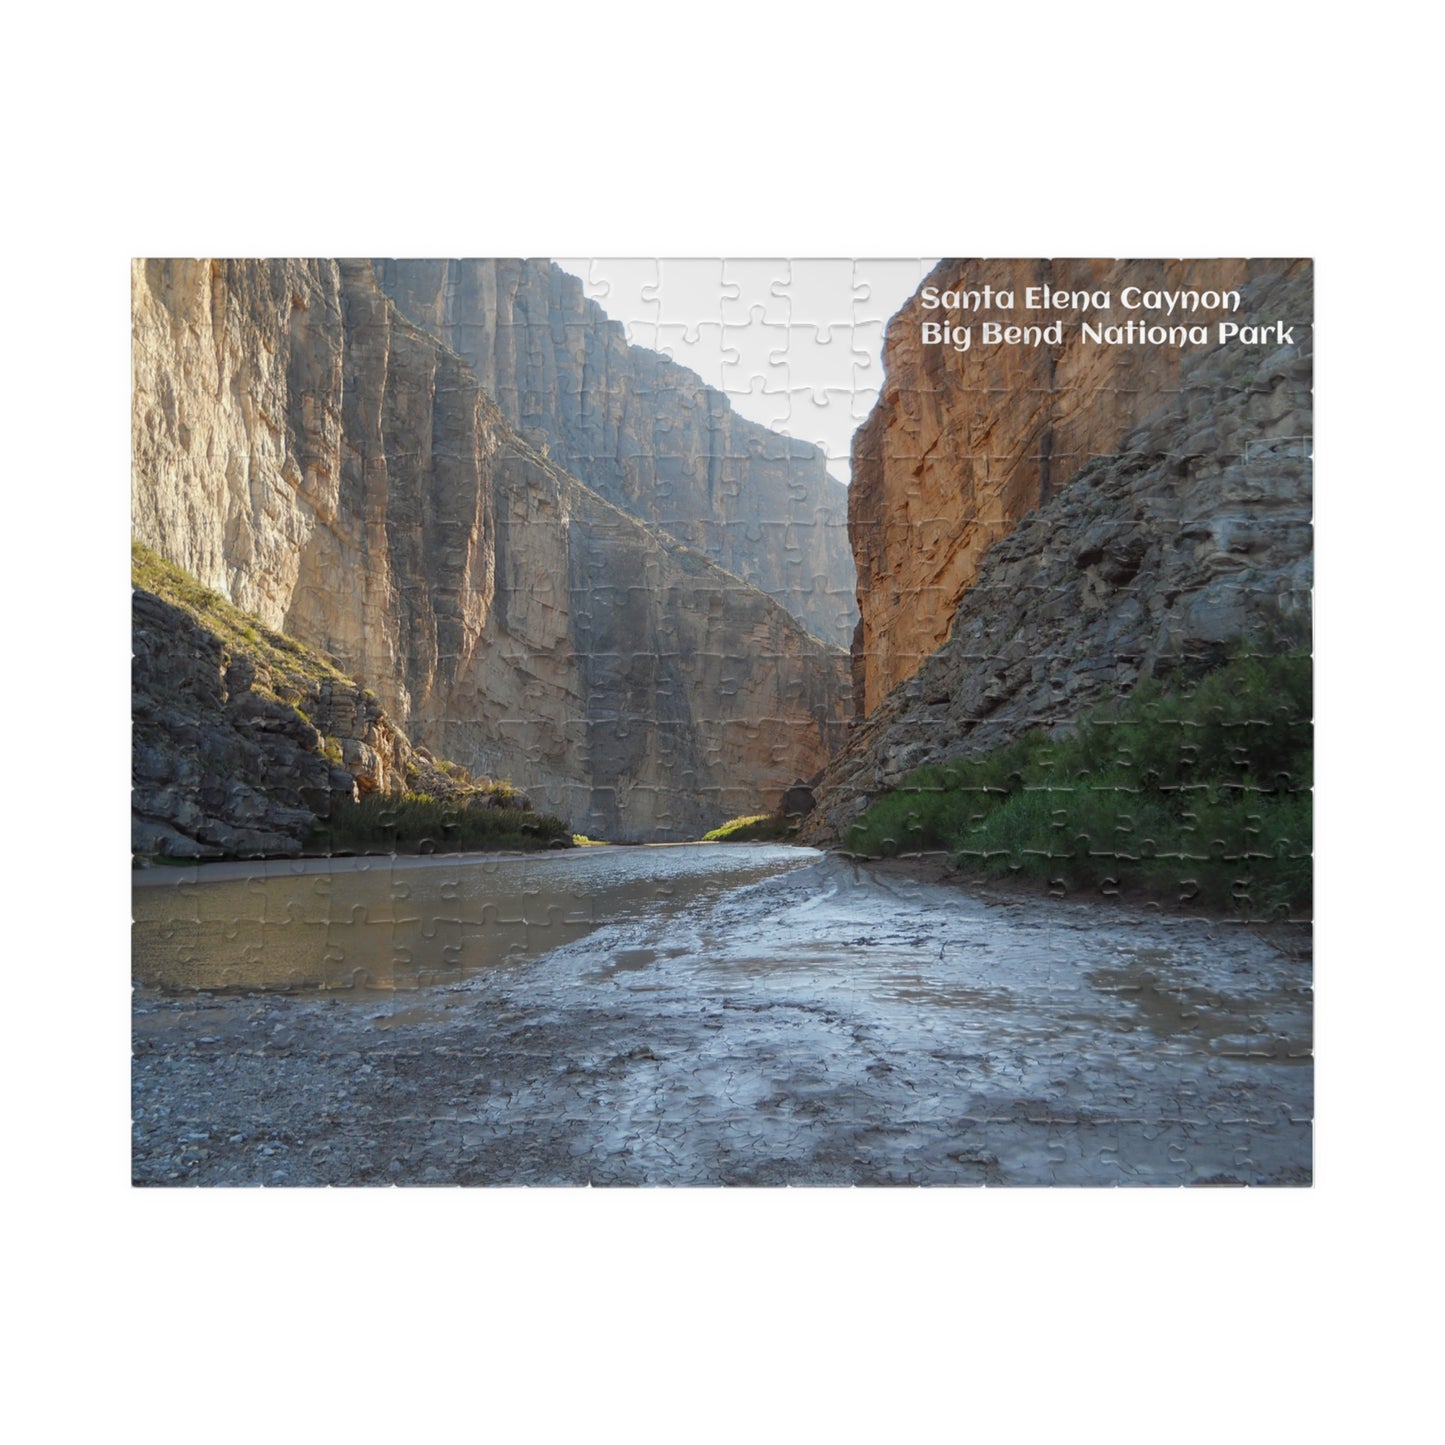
[132,259,850,843]
[373,259,858,649]
[805,266,1313,843]
[850,258,1310,714]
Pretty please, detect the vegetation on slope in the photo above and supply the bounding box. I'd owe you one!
[307,792,571,855]
[133,540,365,715]
[133,541,573,856]
[701,813,797,843]
[844,648,1311,918]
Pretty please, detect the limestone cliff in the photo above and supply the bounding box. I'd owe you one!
[806,265,1313,842]
[132,258,499,721]
[415,439,849,840]
[132,259,849,843]
[372,259,858,649]
[849,258,1310,714]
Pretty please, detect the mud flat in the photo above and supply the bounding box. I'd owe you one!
[132,849,1311,1186]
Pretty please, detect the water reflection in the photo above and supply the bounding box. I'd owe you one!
[132,844,812,994]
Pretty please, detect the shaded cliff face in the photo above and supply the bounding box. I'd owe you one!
[133,259,850,842]
[373,258,858,650]
[421,442,849,840]
[806,266,1313,843]
[849,258,1309,714]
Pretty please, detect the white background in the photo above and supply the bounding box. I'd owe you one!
[4,2,1437,1440]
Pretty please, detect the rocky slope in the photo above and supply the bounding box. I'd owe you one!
[805,265,1313,842]
[849,258,1310,714]
[133,260,849,843]
[373,259,858,649]
[133,545,410,857]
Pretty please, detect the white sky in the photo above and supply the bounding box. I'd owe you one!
[553,259,939,485]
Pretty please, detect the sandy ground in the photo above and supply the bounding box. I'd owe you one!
[132,849,1311,1186]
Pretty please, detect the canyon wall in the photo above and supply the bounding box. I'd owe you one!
[414,442,848,839]
[372,258,858,650]
[133,258,507,725]
[806,264,1313,842]
[132,259,849,843]
[849,258,1309,715]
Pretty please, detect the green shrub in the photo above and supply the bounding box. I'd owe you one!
[702,812,795,843]
[307,792,572,855]
[845,646,1311,918]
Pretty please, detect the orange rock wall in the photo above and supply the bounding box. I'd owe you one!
[849,258,1304,714]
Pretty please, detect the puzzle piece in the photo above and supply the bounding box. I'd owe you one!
[133,256,1312,1188]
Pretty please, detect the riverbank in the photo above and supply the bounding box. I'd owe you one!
[835,648,1312,920]
[133,848,1311,1185]
[859,850,1314,951]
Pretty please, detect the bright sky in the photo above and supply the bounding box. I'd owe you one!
[553,259,939,485]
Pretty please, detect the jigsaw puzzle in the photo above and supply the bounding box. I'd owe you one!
[131,257,1313,1186]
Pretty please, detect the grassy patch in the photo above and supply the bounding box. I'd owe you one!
[132,541,351,708]
[307,792,573,855]
[845,646,1312,918]
[702,812,795,843]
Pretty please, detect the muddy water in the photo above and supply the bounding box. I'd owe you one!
[132,848,1313,1185]
[131,844,811,993]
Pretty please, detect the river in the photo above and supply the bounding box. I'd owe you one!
[132,843,1312,1186]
